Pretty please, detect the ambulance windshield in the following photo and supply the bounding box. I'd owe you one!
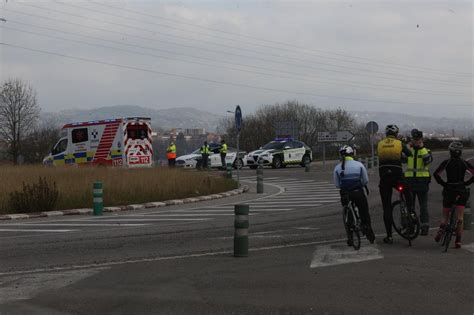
[127,127,148,140]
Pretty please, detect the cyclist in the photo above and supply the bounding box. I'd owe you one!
[333,145,375,245]
[404,129,433,235]
[377,124,412,244]
[433,142,473,248]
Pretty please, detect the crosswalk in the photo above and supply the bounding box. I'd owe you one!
[0,176,340,236]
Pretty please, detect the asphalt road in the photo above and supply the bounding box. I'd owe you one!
[0,150,473,314]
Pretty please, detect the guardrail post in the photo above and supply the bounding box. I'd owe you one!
[464,189,471,231]
[93,181,103,216]
[257,159,264,194]
[234,204,249,257]
[226,162,232,179]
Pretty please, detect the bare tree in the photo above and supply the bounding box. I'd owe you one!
[0,79,40,164]
[21,118,61,163]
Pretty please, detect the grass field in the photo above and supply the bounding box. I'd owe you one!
[0,166,237,214]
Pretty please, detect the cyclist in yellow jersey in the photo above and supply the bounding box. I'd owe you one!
[377,124,412,244]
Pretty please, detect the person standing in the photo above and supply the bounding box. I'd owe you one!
[219,139,228,169]
[377,124,412,244]
[404,129,433,235]
[200,141,210,170]
[333,145,375,245]
[166,140,177,167]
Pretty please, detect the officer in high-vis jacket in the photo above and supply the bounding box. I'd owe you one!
[404,129,433,235]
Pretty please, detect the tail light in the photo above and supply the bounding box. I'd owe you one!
[397,185,404,192]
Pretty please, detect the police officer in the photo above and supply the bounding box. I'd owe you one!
[166,140,177,167]
[219,139,228,169]
[405,129,433,235]
[200,141,211,170]
[377,124,412,244]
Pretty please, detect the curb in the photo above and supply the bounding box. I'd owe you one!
[0,186,249,221]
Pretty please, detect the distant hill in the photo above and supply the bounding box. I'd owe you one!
[42,105,224,132]
[351,111,473,137]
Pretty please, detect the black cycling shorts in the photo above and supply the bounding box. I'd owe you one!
[442,188,470,207]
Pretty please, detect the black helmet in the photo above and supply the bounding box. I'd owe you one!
[448,141,463,158]
[411,129,423,140]
[385,124,399,136]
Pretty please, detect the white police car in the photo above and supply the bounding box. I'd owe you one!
[176,143,246,169]
[246,138,312,169]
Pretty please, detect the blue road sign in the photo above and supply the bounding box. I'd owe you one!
[235,105,242,132]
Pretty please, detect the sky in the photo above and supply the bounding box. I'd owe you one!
[0,0,472,121]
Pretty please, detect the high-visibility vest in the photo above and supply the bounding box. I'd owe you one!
[166,144,176,159]
[219,143,228,154]
[200,145,210,154]
[405,147,430,178]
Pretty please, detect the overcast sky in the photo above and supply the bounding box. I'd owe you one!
[0,0,472,121]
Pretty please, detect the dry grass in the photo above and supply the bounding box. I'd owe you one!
[0,166,237,214]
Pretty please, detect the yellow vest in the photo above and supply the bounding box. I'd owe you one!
[219,143,228,154]
[405,147,430,178]
[377,136,402,162]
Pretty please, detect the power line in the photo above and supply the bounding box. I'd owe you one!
[2,21,468,98]
[86,0,473,78]
[1,42,471,108]
[12,2,471,87]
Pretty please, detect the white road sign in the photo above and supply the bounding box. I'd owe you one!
[317,130,354,143]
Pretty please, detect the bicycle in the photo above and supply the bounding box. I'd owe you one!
[391,182,420,246]
[438,188,466,252]
[342,197,362,250]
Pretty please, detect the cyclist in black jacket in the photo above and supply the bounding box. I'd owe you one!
[433,142,474,248]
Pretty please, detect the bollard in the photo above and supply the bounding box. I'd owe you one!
[93,181,103,216]
[234,204,249,257]
[464,189,471,231]
[226,162,232,179]
[367,157,372,169]
[305,159,310,172]
[373,156,379,167]
[256,159,264,194]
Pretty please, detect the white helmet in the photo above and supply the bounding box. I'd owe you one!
[385,124,399,136]
[339,145,354,157]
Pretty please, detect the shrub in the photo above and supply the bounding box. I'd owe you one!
[8,177,59,213]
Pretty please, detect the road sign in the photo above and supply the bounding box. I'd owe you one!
[366,121,379,134]
[235,105,242,132]
[274,120,298,138]
[317,130,354,143]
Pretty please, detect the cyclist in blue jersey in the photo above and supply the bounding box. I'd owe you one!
[334,145,375,245]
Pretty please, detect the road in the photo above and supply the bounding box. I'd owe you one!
[0,150,473,314]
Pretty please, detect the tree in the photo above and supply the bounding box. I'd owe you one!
[21,119,61,163]
[0,79,40,164]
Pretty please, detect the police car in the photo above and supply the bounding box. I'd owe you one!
[246,138,312,169]
[176,143,246,169]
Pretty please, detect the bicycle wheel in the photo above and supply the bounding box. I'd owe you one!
[391,200,420,241]
[342,206,354,246]
[443,228,452,252]
[352,228,361,250]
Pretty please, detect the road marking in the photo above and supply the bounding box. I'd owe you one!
[5,223,149,227]
[0,229,75,233]
[271,196,339,200]
[310,244,383,268]
[463,243,474,253]
[0,238,350,276]
[250,200,338,204]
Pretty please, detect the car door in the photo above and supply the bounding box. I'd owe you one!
[291,141,305,162]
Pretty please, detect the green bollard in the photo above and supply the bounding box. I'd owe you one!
[226,162,232,179]
[256,159,264,194]
[234,204,249,257]
[464,189,471,231]
[305,159,310,172]
[93,181,103,216]
[374,156,379,167]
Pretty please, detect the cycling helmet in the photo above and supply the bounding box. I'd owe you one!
[411,129,423,140]
[385,124,399,136]
[448,141,463,158]
[339,145,354,157]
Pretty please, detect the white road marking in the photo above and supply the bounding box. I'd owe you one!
[0,238,349,277]
[310,244,383,268]
[463,243,474,253]
[0,229,75,233]
[5,223,149,227]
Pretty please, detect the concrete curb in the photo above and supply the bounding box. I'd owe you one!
[0,185,249,221]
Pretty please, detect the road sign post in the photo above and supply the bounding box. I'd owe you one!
[366,121,379,168]
[235,105,242,187]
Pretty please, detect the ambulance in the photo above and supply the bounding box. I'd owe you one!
[43,117,153,167]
